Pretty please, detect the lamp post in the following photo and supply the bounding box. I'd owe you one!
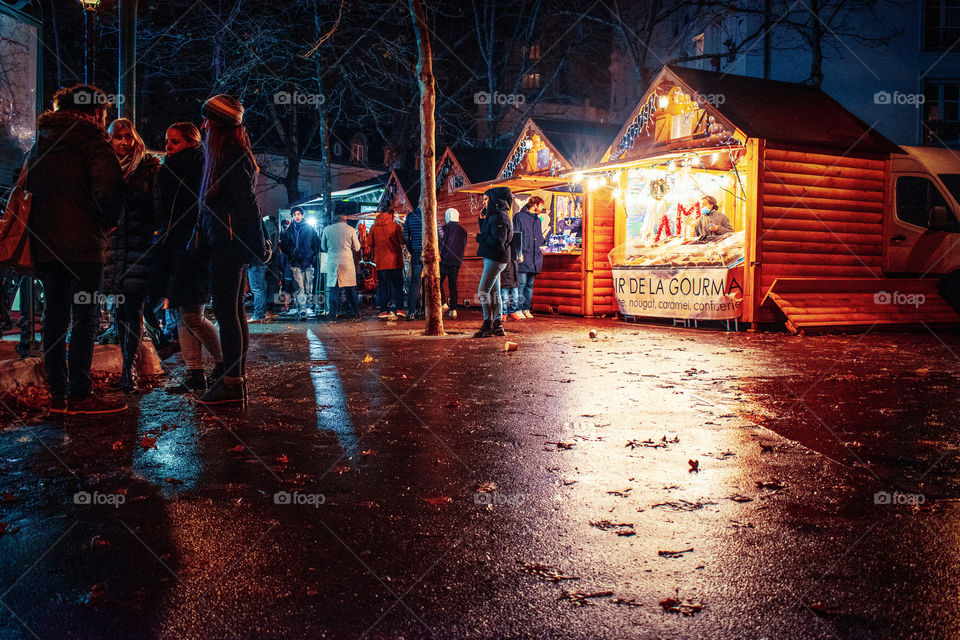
[77,0,100,85]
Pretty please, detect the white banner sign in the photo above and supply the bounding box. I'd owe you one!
[612,266,743,320]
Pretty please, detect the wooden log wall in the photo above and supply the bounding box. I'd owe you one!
[587,190,618,316]
[758,147,886,296]
[437,191,485,307]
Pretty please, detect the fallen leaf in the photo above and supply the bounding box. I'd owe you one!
[519,562,579,582]
[111,441,124,452]
[362,354,374,364]
[228,445,245,453]
[139,436,157,449]
[659,597,703,615]
[560,590,613,606]
[688,459,699,473]
[756,480,785,491]
[809,601,841,616]
[361,450,377,456]
[658,548,694,558]
[276,454,288,464]
[424,496,452,505]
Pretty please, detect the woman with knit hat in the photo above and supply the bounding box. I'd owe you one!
[195,94,260,405]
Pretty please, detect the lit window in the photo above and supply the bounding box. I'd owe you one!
[924,80,960,146]
[522,73,541,90]
[351,143,365,163]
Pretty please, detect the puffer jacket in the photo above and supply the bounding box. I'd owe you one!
[157,145,206,307]
[199,148,260,253]
[367,211,404,270]
[25,110,123,264]
[476,187,513,263]
[103,155,161,298]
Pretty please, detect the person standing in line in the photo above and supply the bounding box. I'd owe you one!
[157,122,223,394]
[102,117,161,393]
[474,187,514,338]
[367,209,404,320]
[514,195,550,318]
[402,206,423,320]
[321,203,362,319]
[438,207,467,318]
[26,85,126,414]
[196,94,260,405]
[280,207,321,320]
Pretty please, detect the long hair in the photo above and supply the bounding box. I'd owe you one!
[201,119,259,199]
[108,118,146,178]
[166,122,202,148]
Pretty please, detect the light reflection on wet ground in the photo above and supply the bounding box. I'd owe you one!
[1,315,959,638]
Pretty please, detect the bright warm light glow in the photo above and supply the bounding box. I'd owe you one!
[571,172,584,183]
[306,216,318,227]
[658,95,669,109]
[587,176,601,190]
[612,188,622,199]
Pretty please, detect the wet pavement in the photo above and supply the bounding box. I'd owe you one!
[1,312,960,639]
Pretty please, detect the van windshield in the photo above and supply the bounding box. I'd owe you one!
[941,174,960,204]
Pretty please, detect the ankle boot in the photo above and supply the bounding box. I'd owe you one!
[197,375,244,405]
[207,362,225,388]
[489,319,506,336]
[473,320,492,338]
[121,366,138,393]
[166,369,206,394]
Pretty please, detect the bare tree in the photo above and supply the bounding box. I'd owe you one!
[409,0,444,336]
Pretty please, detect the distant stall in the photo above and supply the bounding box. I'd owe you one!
[457,118,621,315]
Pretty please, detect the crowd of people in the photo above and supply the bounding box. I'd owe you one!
[11,83,556,414]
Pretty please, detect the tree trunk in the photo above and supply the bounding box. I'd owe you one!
[409,0,444,336]
[316,66,333,226]
[48,0,63,87]
[284,111,301,206]
[808,0,824,88]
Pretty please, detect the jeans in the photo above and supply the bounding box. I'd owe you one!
[499,287,519,315]
[517,271,537,311]
[478,258,506,322]
[328,286,360,318]
[439,264,460,309]
[290,265,314,313]
[377,268,403,312]
[247,264,267,319]
[210,246,248,379]
[163,308,179,342]
[407,259,423,316]
[37,262,103,399]
[177,304,222,370]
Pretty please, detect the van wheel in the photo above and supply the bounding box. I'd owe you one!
[937,271,960,313]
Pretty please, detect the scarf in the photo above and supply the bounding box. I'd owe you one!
[118,146,144,180]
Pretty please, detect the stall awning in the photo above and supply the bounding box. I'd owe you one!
[456,174,569,194]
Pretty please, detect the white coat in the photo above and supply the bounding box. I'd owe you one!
[320,221,361,287]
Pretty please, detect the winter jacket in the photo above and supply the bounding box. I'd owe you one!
[25,110,123,265]
[199,149,261,256]
[403,208,423,262]
[280,220,321,271]
[476,187,513,264]
[694,208,734,238]
[157,145,207,307]
[513,205,548,274]
[438,221,467,266]
[367,211,404,270]
[499,232,522,288]
[103,155,161,298]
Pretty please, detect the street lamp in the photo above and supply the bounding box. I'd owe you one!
[77,0,101,85]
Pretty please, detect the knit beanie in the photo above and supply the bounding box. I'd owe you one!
[202,94,244,127]
[444,208,459,223]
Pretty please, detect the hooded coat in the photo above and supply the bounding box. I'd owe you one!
[102,154,161,298]
[25,110,123,265]
[199,149,261,253]
[476,187,513,263]
[157,145,207,307]
[367,211,404,270]
[513,205,549,274]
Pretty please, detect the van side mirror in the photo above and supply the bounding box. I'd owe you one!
[928,205,954,231]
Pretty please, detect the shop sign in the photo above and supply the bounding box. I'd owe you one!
[612,266,743,320]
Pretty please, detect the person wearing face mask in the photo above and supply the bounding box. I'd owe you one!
[157,122,223,394]
[693,195,733,239]
[102,118,162,393]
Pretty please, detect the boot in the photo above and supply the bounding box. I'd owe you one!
[165,369,206,394]
[473,320,492,338]
[120,365,138,393]
[197,375,244,405]
[489,319,506,337]
[206,362,225,388]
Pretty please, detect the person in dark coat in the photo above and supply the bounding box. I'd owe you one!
[196,94,261,405]
[279,207,321,320]
[157,122,223,393]
[474,186,513,338]
[438,207,467,318]
[25,85,126,414]
[402,207,423,320]
[513,195,550,318]
[102,118,161,392]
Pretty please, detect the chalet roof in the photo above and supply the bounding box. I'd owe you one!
[667,66,902,156]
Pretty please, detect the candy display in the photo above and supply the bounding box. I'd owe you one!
[610,230,745,269]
